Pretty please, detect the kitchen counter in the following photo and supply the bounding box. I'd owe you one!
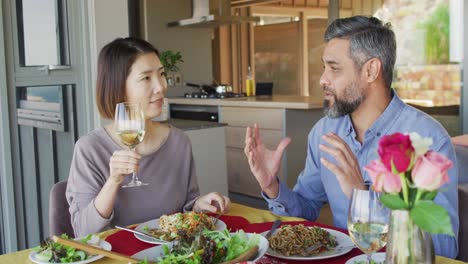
[166,118,226,131]
[167,95,323,109]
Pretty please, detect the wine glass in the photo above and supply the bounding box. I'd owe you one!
[115,102,148,188]
[348,189,389,263]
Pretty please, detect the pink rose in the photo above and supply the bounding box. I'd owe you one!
[364,160,402,193]
[411,151,453,191]
[378,133,414,173]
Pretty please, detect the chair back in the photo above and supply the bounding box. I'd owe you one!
[458,184,468,261]
[49,180,74,237]
[455,144,468,261]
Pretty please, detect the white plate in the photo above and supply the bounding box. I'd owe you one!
[132,233,268,262]
[28,239,112,264]
[134,216,227,244]
[261,227,354,260]
[345,252,386,264]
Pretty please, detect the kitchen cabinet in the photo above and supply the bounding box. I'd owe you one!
[166,95,324,198]
[168,119,228,196]
[220,105,323,198]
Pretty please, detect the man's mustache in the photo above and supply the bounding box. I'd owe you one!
[322,86,336,94]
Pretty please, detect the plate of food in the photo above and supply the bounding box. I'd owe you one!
[29,234,112,264]
[132,229,268,263]
[260,224,354,260]
[134,212,227,244]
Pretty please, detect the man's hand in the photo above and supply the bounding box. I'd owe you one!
[244,124,291,198]
[319,133,365,198]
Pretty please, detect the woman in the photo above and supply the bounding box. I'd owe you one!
[66,37,230,237]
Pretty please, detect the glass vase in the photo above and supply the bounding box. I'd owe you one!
[385,210,435,264]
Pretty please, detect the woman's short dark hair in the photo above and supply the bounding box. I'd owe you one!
[324,16,396,89]
[96,37,160,119]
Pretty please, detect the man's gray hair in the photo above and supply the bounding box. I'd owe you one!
[324,16,396,89]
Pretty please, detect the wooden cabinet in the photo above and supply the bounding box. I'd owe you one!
[220,106,323,198]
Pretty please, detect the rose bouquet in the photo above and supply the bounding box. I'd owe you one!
[364,132,454,236]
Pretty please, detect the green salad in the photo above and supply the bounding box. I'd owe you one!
[32,234,100,263]
[155,229,260,264]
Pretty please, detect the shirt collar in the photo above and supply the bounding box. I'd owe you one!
[343,91,405,138]
[344,115,354,137]
[367,91,405,137]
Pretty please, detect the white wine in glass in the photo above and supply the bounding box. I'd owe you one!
[348,189,389,263]
[115,102,148,188]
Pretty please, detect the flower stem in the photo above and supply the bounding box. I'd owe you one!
[399,173,409,207]
[415,189,423,204]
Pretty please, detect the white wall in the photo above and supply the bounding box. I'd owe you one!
[87,0,129,128]
[92,0,129,52]
[142,0,214,97]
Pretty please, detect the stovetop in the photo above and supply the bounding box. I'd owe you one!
[183,92,246,99]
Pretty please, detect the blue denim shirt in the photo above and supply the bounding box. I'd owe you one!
[263,93,459,258]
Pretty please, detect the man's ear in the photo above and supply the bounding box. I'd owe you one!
[363,58,382,83]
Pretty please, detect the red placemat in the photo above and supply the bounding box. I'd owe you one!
[105,215,250,256]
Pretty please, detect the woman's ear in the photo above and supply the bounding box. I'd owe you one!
[363,58,382,83]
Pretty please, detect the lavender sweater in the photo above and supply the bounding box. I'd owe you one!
[65,127,200,237]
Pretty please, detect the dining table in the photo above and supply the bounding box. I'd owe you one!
[0,202,465,264]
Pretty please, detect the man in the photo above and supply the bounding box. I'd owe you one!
[244,16,459,258]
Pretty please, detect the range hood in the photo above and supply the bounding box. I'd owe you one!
[167,0,259,28]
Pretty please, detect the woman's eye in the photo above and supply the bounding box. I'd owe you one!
[161,72,167,77]
[141,76,150,81]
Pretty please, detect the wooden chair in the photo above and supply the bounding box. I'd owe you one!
[458,184,468,261]
[49,180,74,237]
[454,144,468,261]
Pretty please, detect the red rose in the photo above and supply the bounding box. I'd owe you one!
[378,133,414,173]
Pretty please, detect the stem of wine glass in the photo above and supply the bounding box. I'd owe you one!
[131,147,139,183]
[366,252,373,263]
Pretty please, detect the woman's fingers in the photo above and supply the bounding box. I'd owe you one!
[109,150,142,181]
[196,192,232,213]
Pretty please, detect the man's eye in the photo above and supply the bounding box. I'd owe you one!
[142,76,150,81]
[161,72,167,77]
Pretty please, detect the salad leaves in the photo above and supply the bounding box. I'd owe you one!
[33,234,99,263]
[157,229,259,264]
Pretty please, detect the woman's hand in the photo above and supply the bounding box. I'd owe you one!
[193,192,231,213]
[108,150,141,185]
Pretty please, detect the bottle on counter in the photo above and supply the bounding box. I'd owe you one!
[246,66,255,96]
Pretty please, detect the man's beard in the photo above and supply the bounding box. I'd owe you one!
[323,82,364,118]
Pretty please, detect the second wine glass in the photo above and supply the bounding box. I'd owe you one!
[115,102,148,188]
[348,188,389,263]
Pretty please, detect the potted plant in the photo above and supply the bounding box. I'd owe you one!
[160,50,184,86]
